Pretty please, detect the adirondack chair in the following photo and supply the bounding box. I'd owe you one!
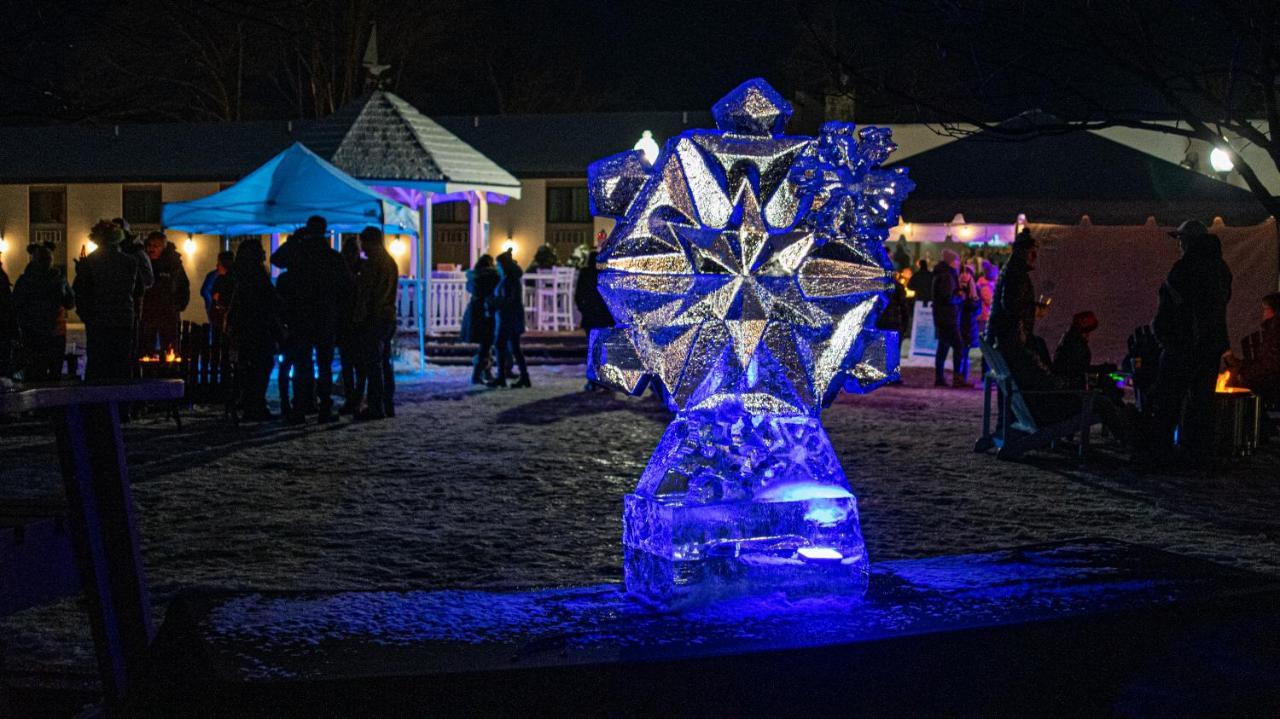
[974,337,1101,460]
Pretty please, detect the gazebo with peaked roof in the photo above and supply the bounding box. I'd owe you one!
[300,89,522,278]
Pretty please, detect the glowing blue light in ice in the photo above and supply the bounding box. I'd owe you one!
[798,547,844,561]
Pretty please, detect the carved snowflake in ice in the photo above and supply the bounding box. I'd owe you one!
[587,79,915,417]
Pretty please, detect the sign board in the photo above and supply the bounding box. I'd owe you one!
[904,302,938,367]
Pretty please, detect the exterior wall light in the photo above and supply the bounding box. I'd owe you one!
[1209,147,1234,174]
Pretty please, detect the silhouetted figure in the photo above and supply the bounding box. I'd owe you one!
[487,250,530,388]
[956,263,981,382]
[338,234,366,414]
[351,227,399,420]
[931,250,968,387]
[892,236,911,271]
[988,230,1041,367]
[526,244,558,273]
[137,231,190,357]
[200,250,235,330]
[908,258,933,305]
[274,269,299,418]
[1053,311,1101,390]
[462,254,499,385]
[74,220,154,381]
[575,250,614,391]
[1148,220,1232,459]
[270,216,354,423]
[1225,292,1280,406]
[0,257,16,377]
[13,242,75,381]
[227,239,282,422]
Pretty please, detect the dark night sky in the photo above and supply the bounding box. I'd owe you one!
[0,0,806,123]
[0,1,1250,126]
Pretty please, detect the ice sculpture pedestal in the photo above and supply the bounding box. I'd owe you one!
[622,410,868,605]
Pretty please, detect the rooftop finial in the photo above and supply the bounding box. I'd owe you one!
[363,22,391,89]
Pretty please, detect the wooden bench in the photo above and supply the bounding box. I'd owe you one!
[0,379,183,709]
[974,338,1101,460]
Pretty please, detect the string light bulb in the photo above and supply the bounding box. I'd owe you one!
[389,238,407,256]
[183,234,196,255]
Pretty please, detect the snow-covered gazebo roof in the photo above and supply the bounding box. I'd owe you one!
[300,90,521,199]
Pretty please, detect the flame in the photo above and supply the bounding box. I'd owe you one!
[1216,370,1248,394]
[165,347,179,363]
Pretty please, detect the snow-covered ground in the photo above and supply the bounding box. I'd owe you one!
[2,365,1279,680]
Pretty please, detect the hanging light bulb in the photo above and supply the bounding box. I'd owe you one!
[389,238,407,257]
[183,234,197,255]
[85,240,98,255]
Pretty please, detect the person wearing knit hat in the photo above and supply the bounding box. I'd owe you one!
[1052,311,1102,390]
[73,218,155,381]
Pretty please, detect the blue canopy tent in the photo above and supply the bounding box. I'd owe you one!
[162,142,420,236]
[163,142,426,373]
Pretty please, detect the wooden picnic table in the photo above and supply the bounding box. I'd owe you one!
[0,379,183,708]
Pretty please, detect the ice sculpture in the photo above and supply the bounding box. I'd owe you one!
[587,79,913,604]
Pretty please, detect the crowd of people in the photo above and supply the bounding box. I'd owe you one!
[0,215,401,425]
[459,245,614,391]
[2,212,1275,465]
[229,215,400,423]
[975,220,1279,464]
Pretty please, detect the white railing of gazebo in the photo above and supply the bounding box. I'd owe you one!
[397,269,580,339]
[427,272,469,332]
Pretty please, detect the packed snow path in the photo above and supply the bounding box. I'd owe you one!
[2,365,1278,678]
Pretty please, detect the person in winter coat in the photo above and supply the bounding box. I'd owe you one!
[0,258,17,377]
[526,244,559,273]
[137,231,190,357]
[227,239,282,421]
[73,219,154,381]
[13,242,75,381]
[200,251,235,330]
[892,237,912,271]
[575,251,615,391]
[987,231,1043,366]
[337,234,366,414]
[956,263,981,382]
[270,216,354,423]
[976,263,996,342]
[461,254,499,385]
[984,230,1078,423]
[274,268,299,418]
[1224,292,1280,406]
[1147,220,1233,458]
[907,258,933,305]
[931,250,968,387]
[487,250,530,388]
[350,227,400,420]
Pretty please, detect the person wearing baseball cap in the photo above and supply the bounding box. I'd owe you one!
[1146,219,1233,461]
